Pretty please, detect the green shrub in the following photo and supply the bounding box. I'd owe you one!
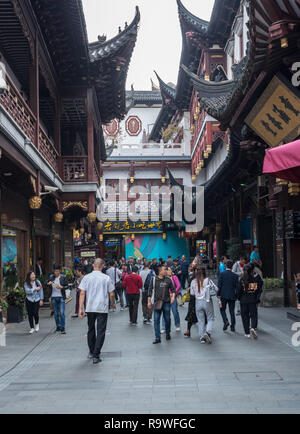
[6,288,26,307]
[263,278,284,289]
[225,238,245,262]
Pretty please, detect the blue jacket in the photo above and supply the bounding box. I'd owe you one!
[217,270,239,301]
[25,280,44,302]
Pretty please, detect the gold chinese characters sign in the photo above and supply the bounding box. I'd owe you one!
[103,220,163,234]
[245,75,300,148]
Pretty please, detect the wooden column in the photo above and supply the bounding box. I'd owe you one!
[54,97,61,154]
[29,35,40,150]
[87,89,95,182]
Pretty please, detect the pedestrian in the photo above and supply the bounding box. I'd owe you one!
[191,268,218,344]
[79,258,115,364]
[106,261,123,311]
[140,261,154,324]
[179,255,189,290]
[123,265,142,325]
[250,246,262,269]
[294,273,300,310]
[217,260,239,332]
[35,257,44,279]
[47,265,69,334]
[161,267,181,332]
[237,263,263,339]
[24,271,44,334]
[184,291,197,338]
[151,258,159,276]
[219,256,227,274]
[166,255,173,268]
[232,256,247,315]
[72,265,86,318]
[148,265,176,344]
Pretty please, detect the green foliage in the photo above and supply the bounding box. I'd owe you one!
[263,278,284,289]
[6,288,26,307]
[4,273,18,291]
[62,267,73,281]
[225,238,245,262]
[0,298,8,311]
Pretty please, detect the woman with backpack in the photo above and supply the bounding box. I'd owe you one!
[238,263,263,339]
[24,271,44,334]
[161,267,181,333]
[191,267,218,344]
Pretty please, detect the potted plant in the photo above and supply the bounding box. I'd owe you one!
[225,238,245,262]
[261,278,284,307]
[0,298,8,323]
[6,288,26,323]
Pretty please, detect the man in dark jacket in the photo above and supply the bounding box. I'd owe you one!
[47,264,69,334]
[217,260,239,332]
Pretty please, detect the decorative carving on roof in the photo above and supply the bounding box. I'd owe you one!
[154,72,176,105]
[177,0,209,36]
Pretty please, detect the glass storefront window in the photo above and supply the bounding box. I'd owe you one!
[2,228,18,290]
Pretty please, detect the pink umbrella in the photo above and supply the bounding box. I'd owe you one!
[263,140,300,183]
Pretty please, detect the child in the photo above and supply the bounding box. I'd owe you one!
[294,273,300,310]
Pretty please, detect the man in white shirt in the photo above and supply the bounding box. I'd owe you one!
[79,258,115,364]
[106,261,123,310]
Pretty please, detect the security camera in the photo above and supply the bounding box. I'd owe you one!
[44,186,59,192]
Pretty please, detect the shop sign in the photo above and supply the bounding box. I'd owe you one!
[245,74,300,148]
[65,252,72,258]
[81,251,96,258]
[105,238,121,248]
[103,220,163,234]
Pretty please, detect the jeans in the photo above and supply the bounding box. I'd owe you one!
[26,299,40,329]
[154,302,171,340]
[127,293,140,324]
[115,287,124,308]
[142,291,152,320]
[195,299,214,339]
[87,313,108,358]
[220,299,236,327]
[51,297,66,330]
[180,274,188,290]
[240,303,258,334]
[162,298,180,329]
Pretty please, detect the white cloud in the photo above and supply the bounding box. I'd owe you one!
[82,0,215,90]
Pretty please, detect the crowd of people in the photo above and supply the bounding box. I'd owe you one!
[23,250,266,365]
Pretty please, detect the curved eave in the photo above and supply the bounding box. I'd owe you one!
[177,0,209,36]
[154,72,176,103]
[89,6,140,61]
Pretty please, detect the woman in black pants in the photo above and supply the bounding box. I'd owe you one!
[24,271,44,334]
[238,263,263,339]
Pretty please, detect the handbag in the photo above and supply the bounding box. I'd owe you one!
[65,289,71,299]
[207,279,218,297]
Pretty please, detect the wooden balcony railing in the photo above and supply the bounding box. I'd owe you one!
[0,72,58,172]
[62,156,88,182]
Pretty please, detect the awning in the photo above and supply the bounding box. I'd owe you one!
[263,140,300,183]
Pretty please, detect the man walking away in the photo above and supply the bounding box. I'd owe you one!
[217,260,239,332]
[79,258,115,364]
[179,255,189,290]
[232,256,247,315]
[148,266,176,344]
[140,262,154,324]
[106,261,123,311]
[123,266,142,325]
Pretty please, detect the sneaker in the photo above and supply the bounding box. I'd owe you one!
[29,328,35,334]
[120,307,124,311]
[143,319,147,324]
[223,322,230,331]
[230,326,235,333]
[204,332,212,344]
[245,334,251,338]
[132,323,137,326]
[88,352,93,359]
[176,327,181,332]
[146,320,152,325]
[55,327,61,332]
[184,330,190,338]
[153,339,161,344]
[250,328,258,339]
[34,324,39,332]
[71,314,78,318]
[61,329,66,335]
[236,310,241,316]
[93,357,102,364]
[161,329,166,334]
[166,334,171,341]
[200,337,206,344]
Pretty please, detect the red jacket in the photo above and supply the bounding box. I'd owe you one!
[123,273,142,295]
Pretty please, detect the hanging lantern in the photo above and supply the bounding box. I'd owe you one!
[195,106,200,115]
[131,233,135,241]
[97,222,103,231]
[130,176,134,184]
[88,212,97,223]
[54,212,63,223]
[163,233,167,241]
[80,228,85,235]
[200,160,204,168]
[194,113,199,121]
[281,37,288,48]
[192,174,197,184]
[207,145,212,154]
[227,143,230,152]
[29,196,42,210]
[288,183,300,196]
[204,151,209,159]
[195,168,200,175]
[99,234,104,242]
[87,233,92,240]
[190,125,195,134]
[161,176,166,184]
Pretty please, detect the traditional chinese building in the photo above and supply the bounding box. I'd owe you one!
[182,0,300,306]
[0,0,139,290]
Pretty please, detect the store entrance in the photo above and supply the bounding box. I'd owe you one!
[104,236,123,261]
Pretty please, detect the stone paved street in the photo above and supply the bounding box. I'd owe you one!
[0,298,300,414]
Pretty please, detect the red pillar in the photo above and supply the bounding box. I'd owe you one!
[87,89,95,182]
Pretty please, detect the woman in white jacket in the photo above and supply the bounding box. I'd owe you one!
[190,268,218,344]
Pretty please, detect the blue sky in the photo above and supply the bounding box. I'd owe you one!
[82,0,215,90]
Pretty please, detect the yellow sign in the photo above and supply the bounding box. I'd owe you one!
[245,75,300,148]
